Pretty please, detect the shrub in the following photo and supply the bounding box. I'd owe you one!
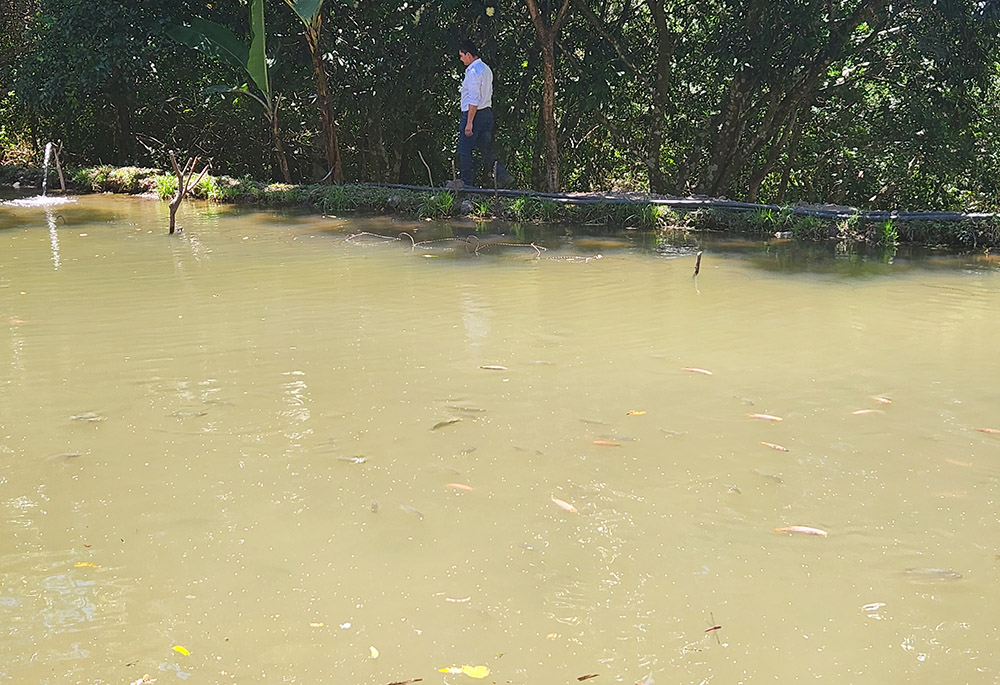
[153,174,177,199]
[418,191,454,218]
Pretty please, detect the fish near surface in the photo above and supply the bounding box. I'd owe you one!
[905,567,963,580]
[431,418,461,431]
[550,495,578,513]
[71,411,106,423]
[760,441,789,452]
[753,469,784,484]
[400,504,424,519]
[747,413,783,421]
[774,525,828,536]
[45,450,89,460]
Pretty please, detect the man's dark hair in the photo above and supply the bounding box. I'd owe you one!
[458,39,478,56]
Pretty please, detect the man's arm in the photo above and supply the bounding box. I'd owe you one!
[465,104,477,137]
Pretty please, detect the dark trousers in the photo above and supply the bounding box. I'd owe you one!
[458,108,501,187]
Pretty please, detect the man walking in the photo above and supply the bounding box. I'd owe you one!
[457,39,512,189]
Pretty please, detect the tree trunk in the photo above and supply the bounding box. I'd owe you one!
[747,108,798,203]
[524,0,572,193]
[168,151,210,235]
[538,41,560,192]
[777,109,807,203]
[646,0,676,194]
[696,0,887,199]
[306,23,344,184]
[531,106,546,190]
[270,105,292,184]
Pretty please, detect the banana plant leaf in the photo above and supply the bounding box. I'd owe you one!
[286,0,324,25]
[168,0,270,107]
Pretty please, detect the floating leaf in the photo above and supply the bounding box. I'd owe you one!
[74,561,97,568]
[462,665,490,678]
[625,410,646,416]
[438,665,490,678]
[309,622,324,628]
[479,365,507,371]
[370,645,379,658]
[578,675,599,682]
[172,645,190,656]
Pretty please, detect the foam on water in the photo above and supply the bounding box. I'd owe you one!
[4,195,75,207]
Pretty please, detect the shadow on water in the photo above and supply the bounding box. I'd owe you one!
[664,232,1000,276]
[0,206,139,231]
[331,219,995,275]
[330,219,703,261]
[4,189,996,275]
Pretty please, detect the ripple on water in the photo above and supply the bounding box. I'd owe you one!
[0,550,131,643]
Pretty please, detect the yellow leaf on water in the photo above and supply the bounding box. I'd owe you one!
[74,562,97,568]
[172,645,190,656]
[462,665,490,678]
[369,645,379,659]
[625,410,646,416]
[439,667,464,674]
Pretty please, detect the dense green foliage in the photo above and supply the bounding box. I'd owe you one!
[2,0,998,210]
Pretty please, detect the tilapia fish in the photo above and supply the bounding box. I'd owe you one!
[904,567,962,580]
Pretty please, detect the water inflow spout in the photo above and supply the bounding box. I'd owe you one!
[42,142,54,196]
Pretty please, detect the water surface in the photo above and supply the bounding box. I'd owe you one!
[1,195,998,683]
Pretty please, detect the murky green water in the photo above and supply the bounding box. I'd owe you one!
[1,194,999,684]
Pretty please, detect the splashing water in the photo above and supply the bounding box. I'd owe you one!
[42,142,52,197]
[42,142,53,196]
[4,141,74,206]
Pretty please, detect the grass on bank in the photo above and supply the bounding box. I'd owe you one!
[3,164,1000,248]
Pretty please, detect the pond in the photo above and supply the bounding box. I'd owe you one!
[1,194,998,683]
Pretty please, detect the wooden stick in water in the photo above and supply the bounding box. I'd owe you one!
[693,251,703,277]
[54,141,66,192]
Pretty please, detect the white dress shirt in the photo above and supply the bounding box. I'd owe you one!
[461,58,493,111]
